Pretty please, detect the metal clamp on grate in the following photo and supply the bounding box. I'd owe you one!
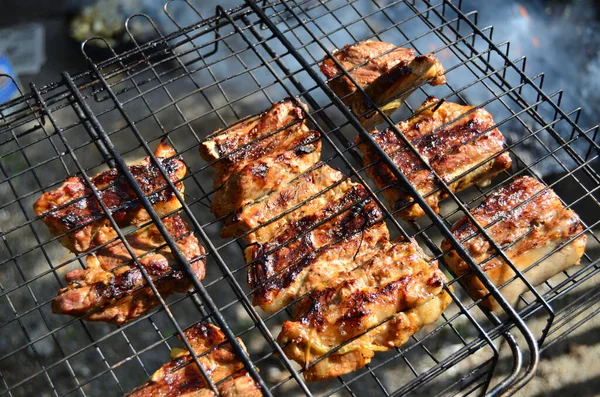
[0,0,598,396]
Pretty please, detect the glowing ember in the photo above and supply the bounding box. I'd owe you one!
[532,36,540,47]
[518,4,530,20]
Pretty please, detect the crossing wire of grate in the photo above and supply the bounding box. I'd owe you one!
[0,7,576,396]
[0,3,564,396]
[0,7,496,394]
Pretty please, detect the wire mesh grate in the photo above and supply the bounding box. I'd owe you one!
[0,0,598,396]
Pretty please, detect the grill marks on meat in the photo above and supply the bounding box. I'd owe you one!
[211,130,322,219]
[359,97,512,219]
[245,184,389,312]
[199,98,323,219]
[443,176,586,312]
[202,99,309,188]
[127,323,261,397]
[53,215,206,324]
[34,142,208,324]
[278,240,451,381]
[199,98,306,175]
[320,40,446,129]
[320,41,416,99]
[34,143,186,253]
[202,98,451,380]
[221,163,346,242]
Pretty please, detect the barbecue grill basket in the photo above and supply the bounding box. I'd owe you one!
[0,0,598,396]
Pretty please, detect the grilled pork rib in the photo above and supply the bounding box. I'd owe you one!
[320,40,446,128]
[128,323,261,397]
[199,98,307,185]
[358,97,512,219]
[53,215,205,324]
[34,143,186,253]
[442,176,586,311]
[278,240,450,381]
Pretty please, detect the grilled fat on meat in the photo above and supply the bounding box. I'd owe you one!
[358,97,512,219]
[278,240,451,381]
[34,143,186,253]
[442,176,586,312]
[53,215,205,324]
[128,323,261,397]
[199,98,322,219]
[320,40,446,129]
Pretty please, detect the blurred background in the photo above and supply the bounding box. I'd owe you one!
[1,0,599,134]
[0,0,598,396]
[0,0,598,128]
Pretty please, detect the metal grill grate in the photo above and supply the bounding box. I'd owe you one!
[0,0,598,396]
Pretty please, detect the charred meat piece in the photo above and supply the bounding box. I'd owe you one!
[221,163,347,242]
[442,176,586,312]
[278,240,450,381]
[211,129,322,219]
[359,97,512,219]
[246,183,389,312]
[199,98,322,219]
[127,323,262,397]
[53,215,205,324]
[321,41,416,99]
[199,98,308,187]
[320,40,446,129]
[34,143,186,253]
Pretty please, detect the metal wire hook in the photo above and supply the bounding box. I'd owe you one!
[125,12,162,44]
[80,36,120,62]
[81,36,121,103]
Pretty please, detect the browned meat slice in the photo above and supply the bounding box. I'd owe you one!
[320,40,446,128]
[221,163,347,242]
[278,240,451,381]
[442,176,587,312]
[34,143,186,253]
[246,184,389,312]
[53,215,205,324]
[199,98,308,187]
[358,97,512,219]
[211,129,322,218]
[127,323,262,397]
[321,41,416,99]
